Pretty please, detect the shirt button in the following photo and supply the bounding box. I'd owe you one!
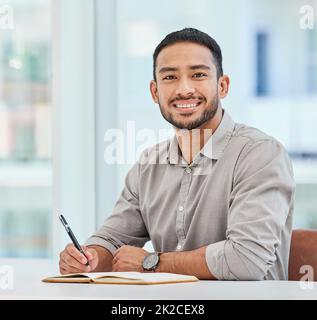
[185,167,192,174]
[178,205,184,211]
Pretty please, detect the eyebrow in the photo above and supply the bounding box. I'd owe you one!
[158,64,211,74]
[189,64,211,71]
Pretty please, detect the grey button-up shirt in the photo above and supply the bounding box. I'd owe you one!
[85,110,295,280]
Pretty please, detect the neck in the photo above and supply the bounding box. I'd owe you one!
[175,106,223,164]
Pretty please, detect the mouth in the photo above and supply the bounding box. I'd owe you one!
[172,100,203,113]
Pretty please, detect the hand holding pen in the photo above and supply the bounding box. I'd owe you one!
[58,214,99,274]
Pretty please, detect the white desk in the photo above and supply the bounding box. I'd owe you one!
[0,258,316,300]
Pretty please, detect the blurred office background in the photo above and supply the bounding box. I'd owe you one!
[0,0,316,258]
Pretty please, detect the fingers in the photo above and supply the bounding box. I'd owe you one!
[59,255,91,274]
[66,243,88,264]
[82,246,97,262]
[59,244,92,274]
[60,266,68,275]
[59,260,90,275]
[112,259,122,272]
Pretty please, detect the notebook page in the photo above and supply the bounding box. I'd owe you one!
[91,272,197,281]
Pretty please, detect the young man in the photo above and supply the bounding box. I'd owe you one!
[59,28,295,280]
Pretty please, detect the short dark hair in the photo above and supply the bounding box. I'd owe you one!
[153,27,223,81]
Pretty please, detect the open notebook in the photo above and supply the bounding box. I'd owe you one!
[42,272,199,285]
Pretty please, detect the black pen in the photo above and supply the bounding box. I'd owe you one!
[59,214,89,266]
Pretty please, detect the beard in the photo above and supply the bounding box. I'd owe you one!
[158,94,220,130]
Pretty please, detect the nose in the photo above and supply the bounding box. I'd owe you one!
[175,77,195,96]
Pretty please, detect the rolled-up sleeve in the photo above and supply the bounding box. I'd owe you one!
[205,138,295,280]
[84,161,150,255]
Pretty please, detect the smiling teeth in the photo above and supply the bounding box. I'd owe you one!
[176,103,197,108]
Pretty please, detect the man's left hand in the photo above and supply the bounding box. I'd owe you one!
[112,245,149,272]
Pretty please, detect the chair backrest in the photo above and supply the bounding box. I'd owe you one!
[288,229,317,281]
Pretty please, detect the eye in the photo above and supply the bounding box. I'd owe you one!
[193,73,207,78]
[162,75,176,80]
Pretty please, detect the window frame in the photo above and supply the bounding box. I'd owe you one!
[51,0,96,257]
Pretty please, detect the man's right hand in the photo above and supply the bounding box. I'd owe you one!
[59,244,99,274]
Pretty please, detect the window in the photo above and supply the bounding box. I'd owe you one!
[98,0,317,232]
[0,0,52,257]
[255,32,269,96]
[307,30,317,94]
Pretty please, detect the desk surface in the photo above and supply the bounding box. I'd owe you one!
[0,258,316,300]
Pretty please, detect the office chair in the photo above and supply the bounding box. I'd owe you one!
[288,229,317,281]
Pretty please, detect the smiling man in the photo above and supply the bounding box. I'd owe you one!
[59,28,295,280]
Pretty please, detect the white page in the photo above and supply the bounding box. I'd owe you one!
[89,272,197,281]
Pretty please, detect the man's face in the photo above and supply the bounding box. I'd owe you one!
[150,42,225,130]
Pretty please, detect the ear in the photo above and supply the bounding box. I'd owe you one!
[150,80,159,104]
[218,75,230,99]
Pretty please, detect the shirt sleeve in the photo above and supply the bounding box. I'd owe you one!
[84,160,150,255]
[205,138,295,280]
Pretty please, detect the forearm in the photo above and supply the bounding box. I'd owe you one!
[87,245,113,272]
[156,246,217,280]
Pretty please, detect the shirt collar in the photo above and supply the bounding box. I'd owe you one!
[167,134,187,165]
[167,109,235,164]
[200,109,235,160]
